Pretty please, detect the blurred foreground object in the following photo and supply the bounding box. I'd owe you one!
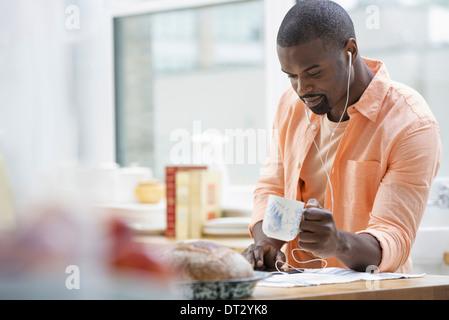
[0,202,176,299]
[109,217,172,279]
[0,155,15,232]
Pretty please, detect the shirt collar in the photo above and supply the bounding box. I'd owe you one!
[348,57,391,122]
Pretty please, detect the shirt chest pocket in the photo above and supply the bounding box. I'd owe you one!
[343,160,382,211]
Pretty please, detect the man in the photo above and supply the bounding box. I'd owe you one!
[242,0,441,273]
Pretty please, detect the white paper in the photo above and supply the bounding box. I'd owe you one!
[258,267,426,287]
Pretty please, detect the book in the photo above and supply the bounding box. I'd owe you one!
[175,171,191,240]
[189,170,201,239]
[165,166,207,238]
[189,170,222,239]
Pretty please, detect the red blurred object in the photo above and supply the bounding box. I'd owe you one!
[109,218,173,280]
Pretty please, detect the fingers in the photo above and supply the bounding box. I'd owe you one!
[242,243,266,270]
[297,205,338,258]
[275,249,286,265]
[301,207,332,222]
[241,241,286,271]
[300,208,334,236]
[242,244,257,269]
[301,199,327,228]
[298,206,333,245]
[304,198,322,209]
[297,229,317,243]
[253,245,265,269]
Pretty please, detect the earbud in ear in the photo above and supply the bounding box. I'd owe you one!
[347,51,352,65]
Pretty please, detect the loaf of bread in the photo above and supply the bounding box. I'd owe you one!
[158,239,254,282]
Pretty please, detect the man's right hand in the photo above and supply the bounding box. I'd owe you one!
[241,221,286,271]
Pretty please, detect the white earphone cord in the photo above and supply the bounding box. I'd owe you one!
[305,51,352,214]
[275,53,352,274]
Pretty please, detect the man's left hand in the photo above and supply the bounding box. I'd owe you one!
[298,199,346,258]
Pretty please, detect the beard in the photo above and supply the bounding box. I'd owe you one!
[300,94,332,115]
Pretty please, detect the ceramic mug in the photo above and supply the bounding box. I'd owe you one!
[262,194,305,242]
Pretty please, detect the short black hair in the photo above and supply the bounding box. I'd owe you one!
[277,0,356,50]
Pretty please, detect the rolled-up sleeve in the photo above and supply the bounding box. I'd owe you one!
[357,121,442,273]
[249,118,285,237]
[248,90,296,237]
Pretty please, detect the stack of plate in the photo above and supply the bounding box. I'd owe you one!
[94,200,166,234]
[202,217,251,236]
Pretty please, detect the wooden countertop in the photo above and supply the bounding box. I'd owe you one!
[247,275,449,300]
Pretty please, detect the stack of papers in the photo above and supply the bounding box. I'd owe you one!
[258,267,425,287]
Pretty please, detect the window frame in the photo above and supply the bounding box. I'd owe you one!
[103,0,295,177]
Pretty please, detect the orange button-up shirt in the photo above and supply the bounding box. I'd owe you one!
[250,58,442,273]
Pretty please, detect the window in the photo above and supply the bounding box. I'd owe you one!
[114,0,268,186]
[337,0,449,176]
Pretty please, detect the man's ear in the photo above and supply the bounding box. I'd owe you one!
[345,38,358,62]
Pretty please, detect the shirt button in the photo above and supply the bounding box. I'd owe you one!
[311,124,316,130]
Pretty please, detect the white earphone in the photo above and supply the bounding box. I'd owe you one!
[303,50,353,214]
[305,51,351,126]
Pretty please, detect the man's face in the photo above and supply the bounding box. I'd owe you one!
[277,38,349,118]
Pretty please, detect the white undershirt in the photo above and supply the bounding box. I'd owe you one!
[299,115,349,207]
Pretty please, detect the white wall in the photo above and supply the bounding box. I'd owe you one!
[0,0,115,209]
[0,0,76,208]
